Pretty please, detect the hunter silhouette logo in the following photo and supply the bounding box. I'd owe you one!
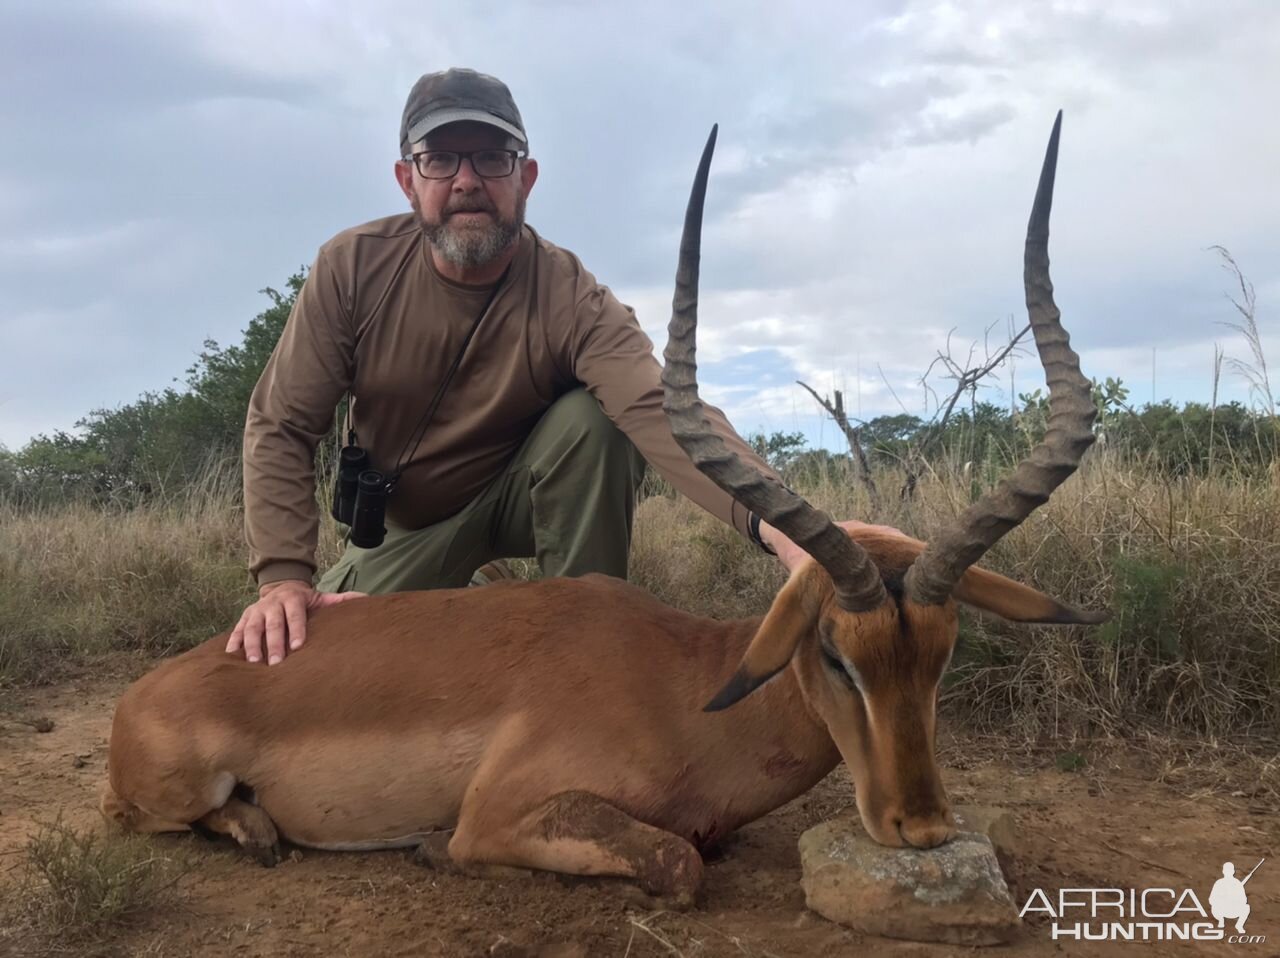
[1021,856,1267,943]
[1210,859,1264,935]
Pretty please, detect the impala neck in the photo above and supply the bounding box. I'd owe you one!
[698,616,843,820]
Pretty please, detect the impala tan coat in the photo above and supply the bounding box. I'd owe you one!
[103,533,1093,900]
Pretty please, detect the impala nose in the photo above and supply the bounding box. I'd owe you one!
[897,812,956,849]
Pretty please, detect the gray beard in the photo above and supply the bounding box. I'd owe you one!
[418,193,526,269]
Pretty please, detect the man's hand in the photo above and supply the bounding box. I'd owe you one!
[226,580,368,664]
[759,518,910,572]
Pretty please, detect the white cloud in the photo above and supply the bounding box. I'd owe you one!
[1,0,1276,452]
[0,219,162,261]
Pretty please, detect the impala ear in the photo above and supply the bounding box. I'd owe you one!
[953,564,1109,625]
[704,564,825,712]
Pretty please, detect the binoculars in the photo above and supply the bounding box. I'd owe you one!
[330,445,388,548]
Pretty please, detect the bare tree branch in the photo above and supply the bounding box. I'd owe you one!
[796,380,880,506]
[896,321,1034,500]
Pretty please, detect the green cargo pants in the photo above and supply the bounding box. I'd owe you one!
[316,389,647,595]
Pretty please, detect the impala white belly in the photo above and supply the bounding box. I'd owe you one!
[247,726,487,848]
[295,833,443,852]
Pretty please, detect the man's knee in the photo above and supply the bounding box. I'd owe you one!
[542,389,634,459]
[547,389,612,439]
[526,390,646,502]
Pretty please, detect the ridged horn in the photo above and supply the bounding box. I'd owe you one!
[906,112,1097,606]
[661,125,887,612]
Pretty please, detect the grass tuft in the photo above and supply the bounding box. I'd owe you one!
[6,819,189,945]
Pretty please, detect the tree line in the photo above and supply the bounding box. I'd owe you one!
[3,271,1277,508]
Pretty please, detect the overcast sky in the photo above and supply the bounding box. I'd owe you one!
[2,0,1277,453]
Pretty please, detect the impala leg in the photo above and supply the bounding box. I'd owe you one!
[197,797,282,867]
[100,782,190,834]
[440,790,704,907]
[102,778,280,867]
[414,830,535,881]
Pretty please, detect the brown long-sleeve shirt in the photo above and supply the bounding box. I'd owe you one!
[244,214,774,586]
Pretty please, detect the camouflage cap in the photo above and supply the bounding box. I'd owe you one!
[400,68,527,157]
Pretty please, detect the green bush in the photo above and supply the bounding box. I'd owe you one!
[12,819,189,940]
[2,273,307,506]
[1096,555,1185,661]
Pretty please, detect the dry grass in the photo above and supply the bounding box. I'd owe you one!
[0,493,253,692]
[2,819,190,954]
[934,451,1280,741]
[3,448,1278,745]
[0,465,350,704]
[622,910,783,957]
[632,450,1280,742]
[630,495,784,621]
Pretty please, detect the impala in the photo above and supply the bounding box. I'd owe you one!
[102,114,1104,905]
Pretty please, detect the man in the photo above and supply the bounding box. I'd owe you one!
[229,68,833,665]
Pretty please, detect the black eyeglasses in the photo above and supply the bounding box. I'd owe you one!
[406,149,525,180]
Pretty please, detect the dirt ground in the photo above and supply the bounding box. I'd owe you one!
[1,665,1277,958]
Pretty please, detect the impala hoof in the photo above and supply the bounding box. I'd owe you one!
[413,832,453,870]
[636,840,704,908]
[249,842,282,868]
[616,881,697,912]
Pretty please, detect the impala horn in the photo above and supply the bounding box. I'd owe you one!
[661,125,886,613]
[905,112,1097,606]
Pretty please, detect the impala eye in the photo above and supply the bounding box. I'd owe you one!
[820,642,857,689]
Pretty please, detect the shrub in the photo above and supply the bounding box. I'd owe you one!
[9,819,189,941]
